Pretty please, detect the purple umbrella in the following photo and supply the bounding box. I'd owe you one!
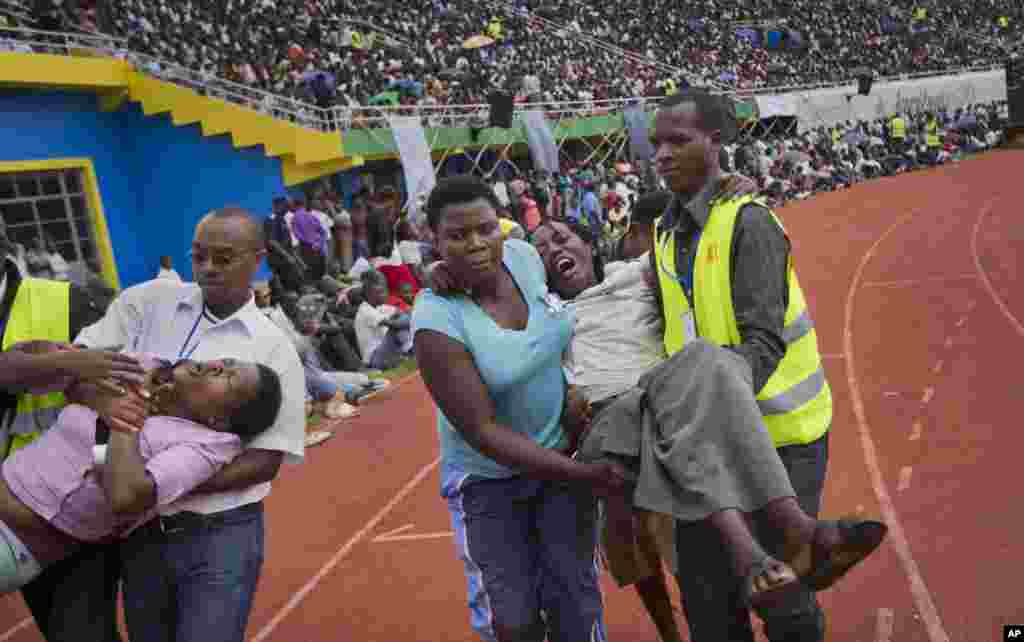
[300,70,335,90]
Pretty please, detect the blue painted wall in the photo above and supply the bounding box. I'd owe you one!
[0,89,284,287]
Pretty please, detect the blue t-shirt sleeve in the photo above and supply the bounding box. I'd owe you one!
[412,291,466,347]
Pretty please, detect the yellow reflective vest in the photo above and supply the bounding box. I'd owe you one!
[925,119,941,147]
[487,19,503,40]
[653,195,832,447]
[891,116,906,140]
[2,278,71,456]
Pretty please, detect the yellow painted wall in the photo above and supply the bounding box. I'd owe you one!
[0,52,362,186]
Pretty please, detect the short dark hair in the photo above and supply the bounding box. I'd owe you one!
[631,191,673,225]
[424,175,502,230]
[660,88,737,142]
[227,363,283,440]
[361,269,388,290]
[347,285,365,306]
[206,206,266,247]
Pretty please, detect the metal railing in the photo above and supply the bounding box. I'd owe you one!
[0,0,34,24]
[336,63,1004,130]
[0,25,1008,136]
[0,25,337,132]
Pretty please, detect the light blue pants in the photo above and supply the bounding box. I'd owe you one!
[0,519,43,594]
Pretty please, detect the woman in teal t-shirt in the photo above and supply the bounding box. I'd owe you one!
[412,176,625,642]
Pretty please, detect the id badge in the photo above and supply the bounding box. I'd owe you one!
[682,309,696,345]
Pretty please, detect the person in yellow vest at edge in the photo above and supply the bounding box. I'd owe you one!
[647,88,833,642]
[924,112,942,165]
[0,230,147,642]
[889,112,907,153]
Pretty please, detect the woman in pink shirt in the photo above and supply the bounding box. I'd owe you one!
[0,348,282,593]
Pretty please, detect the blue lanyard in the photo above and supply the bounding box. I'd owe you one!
[178,304,206,360]
[677,228,702,300]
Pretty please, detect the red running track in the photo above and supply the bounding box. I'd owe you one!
[1,151,1023,641]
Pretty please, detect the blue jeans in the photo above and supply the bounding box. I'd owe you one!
[305,364,339,401]
[368,320,411,370]
[447,476,606,642]
[119,504,265,642]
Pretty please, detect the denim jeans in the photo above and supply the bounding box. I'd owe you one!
[447,477,605,642]
[673,432,830,642]
[368,325,411,371]
[119,504,265,642]
[305,364,339,401]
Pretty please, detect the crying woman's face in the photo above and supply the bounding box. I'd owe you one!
[531,221,597,300]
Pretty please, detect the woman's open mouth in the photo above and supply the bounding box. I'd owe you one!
[554,255,577,279]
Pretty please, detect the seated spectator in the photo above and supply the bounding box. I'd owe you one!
[387,282,416,313]
[290,196,328,282]
[378,261,421,298]
[354,270,412,371]
[256,286,385,425]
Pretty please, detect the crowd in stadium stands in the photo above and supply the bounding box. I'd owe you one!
[720,102,1006,206]
[242,99,1004,440]
[83,0,1024,111]
[261,99,1006,357]
[2,0,1020,119]
[0,0,99,34]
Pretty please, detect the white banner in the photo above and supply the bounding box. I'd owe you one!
[387,115,436,223]
[521,110,560,175]
[755,93,800,119]
[753,69,1007,131]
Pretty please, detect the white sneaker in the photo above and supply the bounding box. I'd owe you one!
[305,430,334,447]
[325,397,360,419]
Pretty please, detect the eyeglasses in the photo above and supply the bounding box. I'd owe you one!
[188,247,264,269]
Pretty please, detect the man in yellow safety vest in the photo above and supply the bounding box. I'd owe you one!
[647,88,832,642]
[889,113,907,152]
[0,230,145,642]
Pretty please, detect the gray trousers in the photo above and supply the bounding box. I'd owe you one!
[579,340,829,641]
[674,433,829,642]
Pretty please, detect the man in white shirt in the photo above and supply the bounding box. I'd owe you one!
[72,207,305,642]
[354,270,411,370]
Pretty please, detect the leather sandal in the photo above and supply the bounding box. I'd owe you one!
[800,519,888,591]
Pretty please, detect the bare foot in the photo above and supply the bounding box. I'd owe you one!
[744,556,800,610]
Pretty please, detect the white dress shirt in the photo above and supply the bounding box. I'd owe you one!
[75,279,305,515]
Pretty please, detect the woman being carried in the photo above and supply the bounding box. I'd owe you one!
[0,344,282,593]
[429,211,887,641]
